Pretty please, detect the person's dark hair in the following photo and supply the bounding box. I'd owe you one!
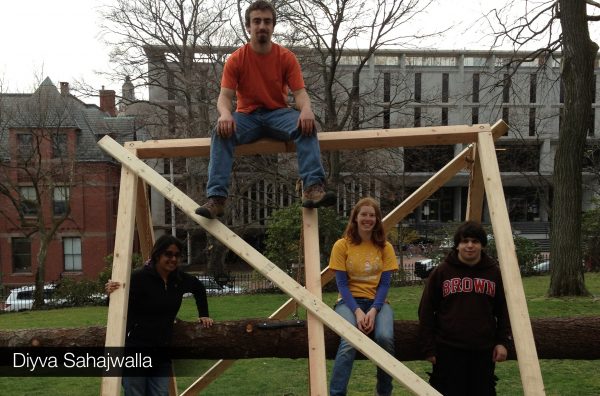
[453,221,487,248]
[343,197,386,249]
[245,0,276,27]
[150,234,184,264]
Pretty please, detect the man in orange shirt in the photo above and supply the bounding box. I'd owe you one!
[196,0,335,219]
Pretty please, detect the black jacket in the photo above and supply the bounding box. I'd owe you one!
[418,251,510,357]
[126,263,209,347]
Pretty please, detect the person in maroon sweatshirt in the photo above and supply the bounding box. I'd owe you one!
[418,221,510,396]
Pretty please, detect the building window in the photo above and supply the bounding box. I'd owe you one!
[529,108,536,136]
[19,186,38,216]
[472,107,479,124]
[503,74,511,103]
[17,133,33,161]
[414,73,421,102]
[589,109,595,137]
[560,79,564,103]
[441,107,448,126]
[12,238,32,273]
[530,73,537,103]
[414,107,421,127]
[502,107,510,125]
[442,73,449,103]
[53,187,70,216]
[383,72,390,129]
[64,237,82,272]
[559,107,563,128]
[593,75,597,104]
[52,134,68,158]
[167,105,176,135]
[472,73,480,103]
[351,71,360,130]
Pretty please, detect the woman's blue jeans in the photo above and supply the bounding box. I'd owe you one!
[329,299,395,396]
[122,359,172,396]
[206,108,326,198]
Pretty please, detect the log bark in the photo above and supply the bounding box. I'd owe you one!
[0,317,598,360]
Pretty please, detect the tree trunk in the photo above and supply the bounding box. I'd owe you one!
[550,1,598,296]
[1,317,598,360]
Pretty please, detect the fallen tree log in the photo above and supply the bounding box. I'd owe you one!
[0,317,598,360]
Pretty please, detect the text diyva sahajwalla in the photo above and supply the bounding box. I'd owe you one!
[13,352,152,372]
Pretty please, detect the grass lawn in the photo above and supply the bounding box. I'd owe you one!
[0,273,599,395]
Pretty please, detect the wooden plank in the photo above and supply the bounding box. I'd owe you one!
[477,132,545,396]
[127,124,493,159]
[180,360,236,395]
[382,145,474,231]
[101,164,138,396]
[466,144,485,222]
[302,208,328,396]
[135,176,154,259]
[98,135,440,396]
[491,119,509,139]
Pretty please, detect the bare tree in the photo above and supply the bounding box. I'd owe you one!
[276,0,439,182]
[96,0,240,138]
[487,0,599,296]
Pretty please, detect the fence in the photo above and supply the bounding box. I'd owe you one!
[1,255,556,313]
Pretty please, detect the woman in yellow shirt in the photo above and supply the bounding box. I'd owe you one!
[328,197,399,396]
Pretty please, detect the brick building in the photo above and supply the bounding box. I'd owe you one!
[0,78,142,288]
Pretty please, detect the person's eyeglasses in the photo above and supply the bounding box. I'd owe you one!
[163,251,182,259]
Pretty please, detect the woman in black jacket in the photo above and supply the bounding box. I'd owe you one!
[106,234,213,396]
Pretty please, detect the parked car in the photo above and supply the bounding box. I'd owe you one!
[532,260,550,273]
[414,259,438,279]
[3,284,64,312]
[195,276,244,296]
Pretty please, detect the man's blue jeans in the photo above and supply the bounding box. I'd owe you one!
[329,299,395,396]
[206,108,326,198]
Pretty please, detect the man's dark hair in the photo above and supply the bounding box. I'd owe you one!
[245,0,276,27]
[453,221,488,248]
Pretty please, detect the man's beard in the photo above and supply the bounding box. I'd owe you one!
[257,31,269,43]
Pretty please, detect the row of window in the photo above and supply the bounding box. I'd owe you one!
[19,186,69,217]
[17,132,69,160]
[11,237,82,274]
[412,72,597,105]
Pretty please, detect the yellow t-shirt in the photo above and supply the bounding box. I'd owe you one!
[329,238,398,300]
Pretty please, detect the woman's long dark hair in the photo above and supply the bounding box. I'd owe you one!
[149,234,184,264]
[343,197,386,249]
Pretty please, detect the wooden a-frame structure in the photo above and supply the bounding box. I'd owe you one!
[98,121,546,396]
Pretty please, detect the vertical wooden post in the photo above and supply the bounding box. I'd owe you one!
[136,178,154,259]
[101,165,139,396]
[466,144,484,222]
[302,208,328,396]
[477,132,545,396]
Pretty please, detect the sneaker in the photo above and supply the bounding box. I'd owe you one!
[301,183,336,208]
[195,196,226,219]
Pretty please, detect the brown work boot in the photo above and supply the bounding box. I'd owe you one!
[301,183,336,208]
[195,196,226,219]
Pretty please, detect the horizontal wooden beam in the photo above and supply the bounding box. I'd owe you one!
[126,124,496,159]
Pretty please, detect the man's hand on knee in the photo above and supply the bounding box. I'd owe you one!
[217,114,236,138]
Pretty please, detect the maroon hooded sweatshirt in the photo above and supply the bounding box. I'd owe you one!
[418,250,511,358]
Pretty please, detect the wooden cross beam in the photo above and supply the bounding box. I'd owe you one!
[125,124,501,159]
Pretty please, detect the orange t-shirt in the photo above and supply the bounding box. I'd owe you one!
[221,43,305,114]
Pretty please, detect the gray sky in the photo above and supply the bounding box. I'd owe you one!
[0,0,598,99]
